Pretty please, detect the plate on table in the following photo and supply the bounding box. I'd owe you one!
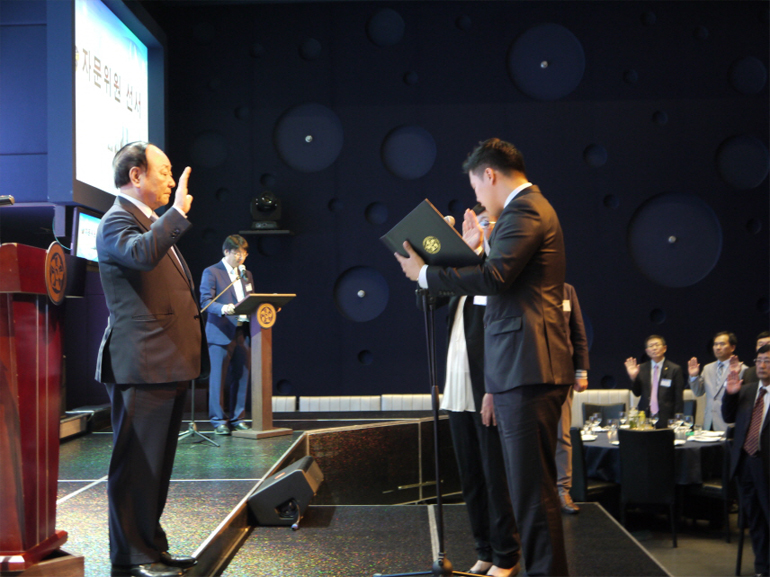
[674,439,686,445]
[697,431,724,438]
[691,435,723,443]
[581,434,597,442]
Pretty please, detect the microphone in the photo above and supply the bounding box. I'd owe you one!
[0,195,15,207]
[238,265,247,280]
[443,215,455,227]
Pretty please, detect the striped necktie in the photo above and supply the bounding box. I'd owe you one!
[650,363,660,416]
[742,387,766,456]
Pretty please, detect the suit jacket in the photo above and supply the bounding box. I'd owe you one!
[691,360,747,431]
[563,283,589,372]
[95,197,205,384]
[631,359,684,423]
[722,378,770,480]
[426,185,574,393]
[446,296,486,410]
[200,261,255,346]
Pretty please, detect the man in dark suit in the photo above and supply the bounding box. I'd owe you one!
[440,205,521,577]
[396,138,573,577]
[96,142,204,577]
[624,335,684,427]
[722,345,770,577]
[555,283,590,515]
[200,235,254,435]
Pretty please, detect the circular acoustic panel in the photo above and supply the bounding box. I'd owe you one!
[627,192,722,288]
[508,23,585,101]
[381,125,437,180]
[715,135,769,190]
[274,103,344,172]
[365,202,388,225]
[366,8,405,47]
[276,379,292,395]
[334,266,389,322]
[728,56,767,95]
[652,110,668,126]
[583,144,607,168]
[190,131,228,168]
[300,38,322,61]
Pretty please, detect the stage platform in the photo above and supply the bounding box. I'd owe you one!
[51,414,674,577]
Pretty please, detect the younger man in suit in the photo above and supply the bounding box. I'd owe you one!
[722,345,770,577]
[688,331,747,431]
[625,335,684,427]
[200,235,254,435]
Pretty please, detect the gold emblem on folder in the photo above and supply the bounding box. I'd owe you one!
[257,303,276,328]
[423,236,441,254]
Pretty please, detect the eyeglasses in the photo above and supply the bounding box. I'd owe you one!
[755,358,770,366]
[478,219,496,228]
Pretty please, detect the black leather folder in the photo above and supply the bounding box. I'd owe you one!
[380,199,482,268]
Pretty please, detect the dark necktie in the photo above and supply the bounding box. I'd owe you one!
[742,387,766,456]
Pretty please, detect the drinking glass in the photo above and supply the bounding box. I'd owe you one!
[608,427,619,444]
[650,413,659,428]
[684,415,694,430]
[619,412,628,427]
[592,413,602,428]
[674,412,685,427]
[667,419,676,429]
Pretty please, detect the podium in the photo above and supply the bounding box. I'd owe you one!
[230,294,295,439]
[0,244,68,571]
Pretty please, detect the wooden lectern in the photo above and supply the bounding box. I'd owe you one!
[230,294,295,439]
[0,244,68,571]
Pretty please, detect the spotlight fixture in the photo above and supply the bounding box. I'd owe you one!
[250,191,282,230]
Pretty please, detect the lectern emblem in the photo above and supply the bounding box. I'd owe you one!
[423,236,441,254]
[257,303,276,328]
[45,242,67,305]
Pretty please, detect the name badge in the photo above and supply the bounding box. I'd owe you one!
[660,378,672,388]
[563,299,571,312]
[473,296,487,306]
[245,283,253,292]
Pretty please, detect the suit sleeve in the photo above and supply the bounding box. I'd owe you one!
[673,365,684,413]
[99,206,190,271]
[566,286,590,371]
[425,197,544,295]
[721,390,739,424]
[631,373,643,397]
[690,374,705,396]
[200,267,224,316]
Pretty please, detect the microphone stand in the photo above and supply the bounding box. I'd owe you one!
[375,289,476,577]
[179,268,248,447]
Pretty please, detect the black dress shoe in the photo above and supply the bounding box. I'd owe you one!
[160,552,197,569]
[111,562,183,577]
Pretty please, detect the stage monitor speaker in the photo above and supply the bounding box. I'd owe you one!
[248,455,324,526]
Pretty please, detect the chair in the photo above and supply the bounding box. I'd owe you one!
[569,427,619,509]
[618,428,678,547]
[685,434,735,542]
[683,399,697,418]
[582,402,626,426]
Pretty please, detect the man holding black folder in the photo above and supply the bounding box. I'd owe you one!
[395,138,573,577]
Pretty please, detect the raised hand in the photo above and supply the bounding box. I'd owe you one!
[725,354,742,394]
[625,357,640,380]
[687,357,700,377]
[173,166,193,214]
[462,209,483,251]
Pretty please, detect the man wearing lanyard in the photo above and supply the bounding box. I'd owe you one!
[688,332,747,431]
[200,235,254,435]
[723,344,770,577]
[625,335,684,428]
[395,138,573,577]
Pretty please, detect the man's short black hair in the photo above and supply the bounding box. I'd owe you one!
[113,141,150,188]
[646,335,666,347]
[462,138,526,177]
[757,343,770,355]
[713,331,737,347]
[222,234,248,253]
[757,331,770,343]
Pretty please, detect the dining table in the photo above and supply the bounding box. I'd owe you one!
[582,429,725,486]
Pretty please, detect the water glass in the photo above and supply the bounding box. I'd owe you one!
[592,413,602,428]
[674,412,685,427]
[667,419,676,429]
[619,412,628,427]
[650,413,659,428]
[608,427,619,444]
[684,415,694,429]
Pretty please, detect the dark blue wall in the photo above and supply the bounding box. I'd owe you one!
[2,1,769,405]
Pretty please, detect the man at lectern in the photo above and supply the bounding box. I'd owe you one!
[96,142,204,577]
[395,138,573,577]
[200,234,254,435]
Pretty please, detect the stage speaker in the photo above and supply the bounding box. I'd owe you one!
[248,456,323,526]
